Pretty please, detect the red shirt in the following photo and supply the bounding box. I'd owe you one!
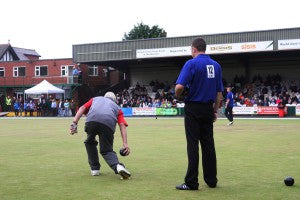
[83,98,128,126]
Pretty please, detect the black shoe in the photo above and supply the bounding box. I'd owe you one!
[207,183,217,188]
[205,178,217,188]
[176,183,198,190]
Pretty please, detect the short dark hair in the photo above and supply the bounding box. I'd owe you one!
[192,38,206,52]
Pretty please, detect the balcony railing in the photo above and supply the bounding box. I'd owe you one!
[0,75,81,87]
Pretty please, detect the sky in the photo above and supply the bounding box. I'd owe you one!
[1,0,300,59]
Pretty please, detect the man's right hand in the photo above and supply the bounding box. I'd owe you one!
[70,122,78,135]
[122,145,130,156]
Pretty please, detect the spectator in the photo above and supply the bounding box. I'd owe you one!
[171,99,177,107]
[28,100,35,117]
[51,99,57,116]
[13,100,20,117]
[72,66,79,83]
[58,99,64,116]
[37,101,42,117]
[64,99,70,117]
[153,99,161,108]
[72,66,79,76]
[18,96,24,117]
[24,101,29,117]
[77,66,82,83]
[41,99,47,117]
[6,95,12,112]
[70,100,77,116]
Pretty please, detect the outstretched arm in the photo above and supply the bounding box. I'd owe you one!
[70,106,86,135]
[118,123,130,156]
[72,106,86,124]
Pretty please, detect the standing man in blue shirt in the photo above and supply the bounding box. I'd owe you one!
[175,38,223,190]
[225,87,234,125]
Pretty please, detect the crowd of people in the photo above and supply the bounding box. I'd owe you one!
[116,80,179,108]
[1,94,77,117]
[228,74,300,107]
[115,75,300,108]
[1,75,299,115]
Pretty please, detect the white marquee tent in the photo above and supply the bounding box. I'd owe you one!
[24,80,64,95]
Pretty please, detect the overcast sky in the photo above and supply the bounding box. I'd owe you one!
[1,0,299,59]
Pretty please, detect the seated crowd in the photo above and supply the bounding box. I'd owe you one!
[116,75,300,108]
[228,74,300,107]
[116,80,180,108]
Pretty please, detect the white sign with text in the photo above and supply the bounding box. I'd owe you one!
[278,39,300,50]
[136,41,273,58]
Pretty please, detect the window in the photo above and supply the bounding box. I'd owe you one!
[61,65,74,76]
[0,67,4,77]
[88,65,98,76]
[13,66,26,77]
[61,66,67,76]
[35,66,48,76]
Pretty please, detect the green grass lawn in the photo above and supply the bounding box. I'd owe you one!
[0,117,300,200]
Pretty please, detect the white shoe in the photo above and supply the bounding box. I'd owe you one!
[227,121,233,126]
[116,164,131,179]
[91,170,100,176]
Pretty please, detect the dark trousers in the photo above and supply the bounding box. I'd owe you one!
[225,107,233,122]
[184,103,217,189]
[71,108,76,117]
[51,108,57,116]
[84,121,119,172]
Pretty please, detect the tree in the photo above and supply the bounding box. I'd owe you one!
[123,22,167,40]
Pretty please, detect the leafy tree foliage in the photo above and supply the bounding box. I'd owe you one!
[123,22,167,40]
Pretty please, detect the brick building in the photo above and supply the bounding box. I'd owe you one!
[0,44,120,111]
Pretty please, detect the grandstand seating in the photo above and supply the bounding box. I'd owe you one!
[115,76,300,108]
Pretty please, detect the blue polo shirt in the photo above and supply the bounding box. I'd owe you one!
[176,54,223,103]
[226,91,234,107]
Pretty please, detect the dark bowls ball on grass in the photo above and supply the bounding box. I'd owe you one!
[119,148,127,156]
[284,176,294,186]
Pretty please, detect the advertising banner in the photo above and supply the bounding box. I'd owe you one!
[136,41,273,58]
[278,39,300,50]
[257,106,279,115]
[233,107,257,115]
[121,108,133,117]
[156,108,178,116]
[136,46,190,58]
[206,41,273,54]
[132,107,156,116]
[296,105,300,116]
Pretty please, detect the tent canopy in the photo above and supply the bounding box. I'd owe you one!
[24,80,64,94]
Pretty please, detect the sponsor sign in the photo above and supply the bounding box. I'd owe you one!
[278,39,300,50]
[232,107,257,115]
[121,108,133,117]
[132,107,156,116]
[136,46,190,58]
[296,105,300,116]
[257,106,279,115]
[136,41,273,58]
[207,41,273,54]
[156,108,178,116]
